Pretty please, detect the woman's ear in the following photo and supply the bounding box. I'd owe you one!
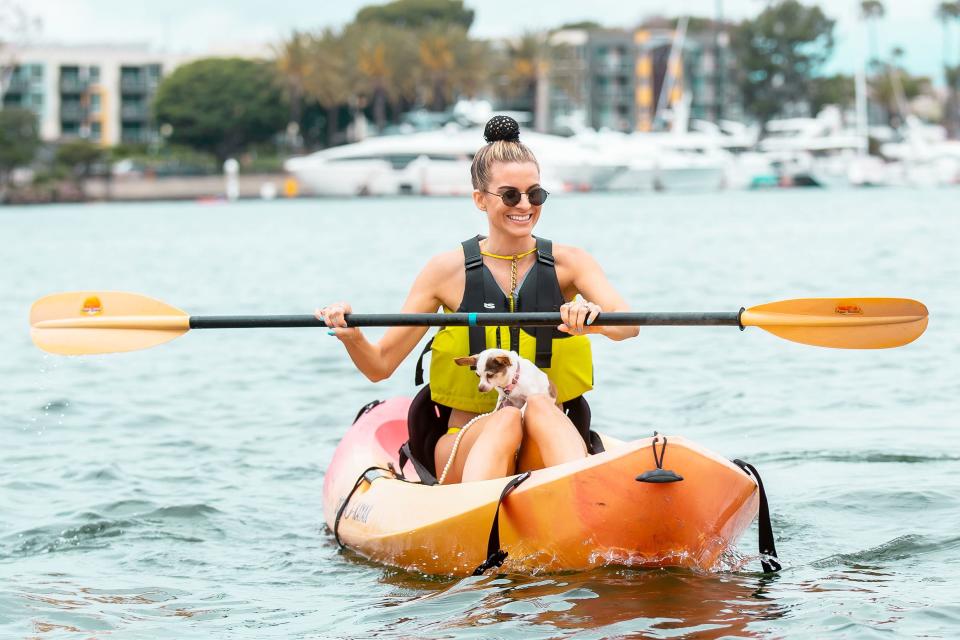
[472,190,486,211]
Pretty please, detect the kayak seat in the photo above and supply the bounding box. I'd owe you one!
[399,385,603,485]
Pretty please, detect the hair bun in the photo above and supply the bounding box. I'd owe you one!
[483,115,520,143]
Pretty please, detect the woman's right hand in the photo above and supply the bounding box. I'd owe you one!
[315,301,360,341]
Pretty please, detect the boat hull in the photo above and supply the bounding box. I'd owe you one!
[323,397,759,575]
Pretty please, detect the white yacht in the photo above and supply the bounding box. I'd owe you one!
[284,126,619,196]
[760,109,885,188]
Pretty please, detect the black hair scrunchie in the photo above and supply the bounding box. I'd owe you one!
[483,115,520,143]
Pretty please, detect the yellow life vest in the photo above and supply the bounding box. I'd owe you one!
[424,236,593,413]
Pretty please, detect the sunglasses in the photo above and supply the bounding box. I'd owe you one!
[484,186,549,207]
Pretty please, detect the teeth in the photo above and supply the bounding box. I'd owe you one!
[507,214,531,221]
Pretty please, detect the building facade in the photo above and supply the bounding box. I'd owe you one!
[545,26,742,134]
[1,44,185,145]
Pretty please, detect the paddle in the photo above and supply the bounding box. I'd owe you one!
[29,291,928,355]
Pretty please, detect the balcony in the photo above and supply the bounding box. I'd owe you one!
[120,103,150,121]
[60,77,88,93]
[5,76,32,94]
[60,103,85,122]
[120,77,149,93]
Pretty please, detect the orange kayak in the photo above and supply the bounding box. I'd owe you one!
[323,397,766,576]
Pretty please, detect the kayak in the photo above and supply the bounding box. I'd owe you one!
[322,397,769,576]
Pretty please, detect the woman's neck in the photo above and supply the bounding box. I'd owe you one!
[481,233,535,257]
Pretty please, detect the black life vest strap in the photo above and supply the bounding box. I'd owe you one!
[414,337,434,386]
[461,236,487,359]
[472,471,532,575]
[398,441,438,485]
[732,459,782,573]
[533,237,556,369]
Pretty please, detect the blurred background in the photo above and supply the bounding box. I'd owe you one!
[2,0,959,203]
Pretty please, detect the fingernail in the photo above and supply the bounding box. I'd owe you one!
[327,330,336,336]
[586,317,594,325]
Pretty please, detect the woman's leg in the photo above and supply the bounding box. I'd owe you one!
[433,407,522,484]
[517,394,587,472]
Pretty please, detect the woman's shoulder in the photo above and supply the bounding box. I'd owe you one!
[417,247,465,282]
[550,242,593,266]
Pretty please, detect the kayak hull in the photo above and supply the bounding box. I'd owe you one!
[323,397,759,576]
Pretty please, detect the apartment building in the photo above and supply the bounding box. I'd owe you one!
[1,44,184,145]
[545,26,742,134]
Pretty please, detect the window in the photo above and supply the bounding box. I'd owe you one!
[90,122,101,141]
[88,66,100,83]
[90,93,101,114]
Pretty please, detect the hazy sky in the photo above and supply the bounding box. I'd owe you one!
[16,0,959,84]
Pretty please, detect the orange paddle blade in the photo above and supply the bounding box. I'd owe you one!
[30,291,190,355]
[740,298,928,349]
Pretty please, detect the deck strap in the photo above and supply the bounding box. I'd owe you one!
[472,471,532,576]
[732,459,782,573]
[334,466,392,548]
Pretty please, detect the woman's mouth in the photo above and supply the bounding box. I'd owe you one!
[506,214,532,223]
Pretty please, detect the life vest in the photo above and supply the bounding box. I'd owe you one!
[419,235,593,414]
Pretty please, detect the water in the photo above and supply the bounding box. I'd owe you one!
[1,189,958,638]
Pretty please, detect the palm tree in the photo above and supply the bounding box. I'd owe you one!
[273,30,312,150]
[343,22,419,132]
[302,29,351,146]
[417,25,461,111]
[495,32,563,131]
[860,0,885,73]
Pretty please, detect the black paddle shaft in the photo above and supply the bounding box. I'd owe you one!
[189,311,743,329]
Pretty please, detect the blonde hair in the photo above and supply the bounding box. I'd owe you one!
[470,136,539,190]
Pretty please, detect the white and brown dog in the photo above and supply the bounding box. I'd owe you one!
[454,348,557,411]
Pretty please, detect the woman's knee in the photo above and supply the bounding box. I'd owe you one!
[525,394,556,413]
[523,395,561,432]
[483,407,522,448]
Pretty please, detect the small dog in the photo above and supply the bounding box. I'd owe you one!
[454,348,557,410]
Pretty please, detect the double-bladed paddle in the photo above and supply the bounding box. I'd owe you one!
[29,291,928,355]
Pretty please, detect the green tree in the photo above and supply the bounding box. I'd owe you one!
[355,0,474,31]
[153,58,287,162]
[554,21,602,32]
[810,73,855,115]
[0,107,38,192]
[872,64,931,127]
[55,139,105,198]
[731,0,835,125]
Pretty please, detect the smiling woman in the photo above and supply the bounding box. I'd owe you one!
[316,115,639,486]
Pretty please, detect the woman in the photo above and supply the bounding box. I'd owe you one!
[317,115,638,484]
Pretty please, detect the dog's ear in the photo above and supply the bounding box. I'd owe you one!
[491,355,512,369]
[454,356,478,367]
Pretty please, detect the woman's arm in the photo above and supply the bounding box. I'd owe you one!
[557,246,639,342]
[317,252,459,382]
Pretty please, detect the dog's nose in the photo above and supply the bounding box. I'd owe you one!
[478,383,490,392]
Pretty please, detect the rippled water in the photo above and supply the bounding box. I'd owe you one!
[2,189,958,638]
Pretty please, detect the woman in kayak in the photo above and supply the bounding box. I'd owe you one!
[318,115,638,484]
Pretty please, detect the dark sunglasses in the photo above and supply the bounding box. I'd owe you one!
[484,186,549,207]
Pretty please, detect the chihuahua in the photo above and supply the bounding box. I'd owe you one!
[454,348,557,410]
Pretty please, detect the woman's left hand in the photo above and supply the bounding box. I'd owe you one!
[558,298,602,335]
